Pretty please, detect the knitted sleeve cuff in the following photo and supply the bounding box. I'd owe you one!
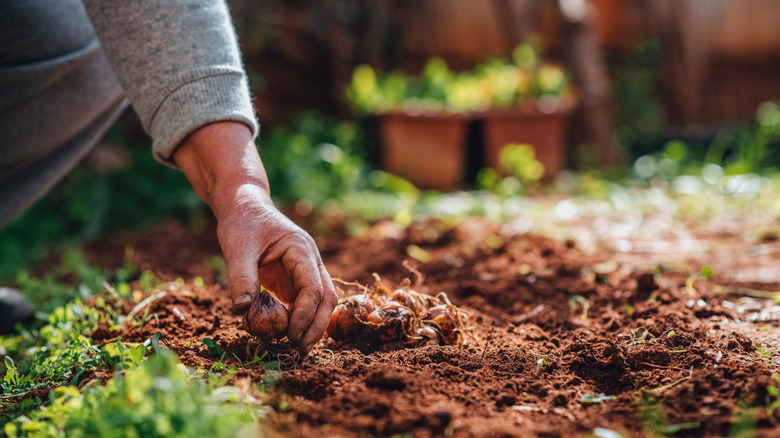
[148,66,259,167]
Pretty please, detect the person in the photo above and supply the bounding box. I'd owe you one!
[0,0,338,355]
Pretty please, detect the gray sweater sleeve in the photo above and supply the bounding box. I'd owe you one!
[82,0,258,166]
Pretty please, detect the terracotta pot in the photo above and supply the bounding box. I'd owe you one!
[379,112,469,191]
[482,109,570,181]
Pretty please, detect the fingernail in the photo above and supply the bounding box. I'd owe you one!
[235,293,252,306]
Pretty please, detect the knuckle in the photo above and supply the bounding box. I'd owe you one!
[324,290,338,307]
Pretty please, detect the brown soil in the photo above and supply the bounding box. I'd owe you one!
[86,216,780,437]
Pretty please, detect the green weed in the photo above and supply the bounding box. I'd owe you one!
[766,374,780,418]
[636,392,700,437]
[3,350,265,438]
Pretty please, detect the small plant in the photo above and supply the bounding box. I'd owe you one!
[347,41,572,116]
[259,112,369,205]
[3,350,264,438]
[636,392,700,437]
[535,358,548,377]
[756,345,773,367]
[621,327,651,347]
[766,374,780,418]
[568,295,591,321]
[202,338,226,358]
[477,143,546,196]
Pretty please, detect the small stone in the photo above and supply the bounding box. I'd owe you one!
[0,288,33,334]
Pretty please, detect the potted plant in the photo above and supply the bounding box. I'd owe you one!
[347,59,475,191]
[347,41,574,188]
[474,43,575,181]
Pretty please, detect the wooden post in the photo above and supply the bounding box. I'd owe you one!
[556,0,622,166]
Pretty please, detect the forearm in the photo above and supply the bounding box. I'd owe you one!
[172,122,270,216]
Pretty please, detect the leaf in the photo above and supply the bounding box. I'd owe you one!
[5,422,18,438]
[406,245,432,263]
[152,331,162,355]
[129,344,146,366]
[210,361,227,372]
[631,327,649,341]
[4,356,17,384]
[203,338,225,358]
[581,393,617,404]
[68,368,88,386]
[663,422,700,434]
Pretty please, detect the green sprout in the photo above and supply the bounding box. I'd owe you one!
[568,295,591,320]
[581,393,617,404]
[202,338,225,358]
[535,358,548,377]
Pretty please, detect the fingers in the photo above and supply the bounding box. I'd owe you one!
[222,209,336,354]
[297,263,338,355]
[226,257,261,313]
[283,246,325,344]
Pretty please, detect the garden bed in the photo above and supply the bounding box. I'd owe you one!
[82,213,780,437]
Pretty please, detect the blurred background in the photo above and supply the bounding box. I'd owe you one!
[2,0,780,281]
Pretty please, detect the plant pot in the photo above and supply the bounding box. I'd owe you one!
[482,108,570,181]
[379,112,469,191]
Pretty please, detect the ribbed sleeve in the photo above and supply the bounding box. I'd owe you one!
[82,0,258,166]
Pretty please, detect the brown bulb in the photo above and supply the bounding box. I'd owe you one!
[327,294,374,340]
[388,289,426,315]
[424,305,459,344]
[367,303,415,343]
[241,290,289,341]
[415,324,441,346]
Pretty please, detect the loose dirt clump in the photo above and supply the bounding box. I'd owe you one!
[87,217,780,437]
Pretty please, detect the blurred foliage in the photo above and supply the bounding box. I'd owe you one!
[630,101,780,183]
[477,143,545,197]
[0,247,270,438]
[259,112,370,206]
[0,126,205,283]
[11,249,120,315]
[348,40,572,115]
[3,350,263,438]
[606,39,665,163]
[1,259,144,403]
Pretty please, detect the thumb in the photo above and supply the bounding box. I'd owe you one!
[227,257,261,313]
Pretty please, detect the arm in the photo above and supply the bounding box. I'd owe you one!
[83,0,257,165]
[173,122,337,354]
[83,0,337,354]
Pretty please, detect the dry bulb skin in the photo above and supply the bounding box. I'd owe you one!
[327,274,475,347]
[241,290,289,342]
[326,294,374,340]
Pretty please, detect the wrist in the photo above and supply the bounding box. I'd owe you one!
[173,121,271,213]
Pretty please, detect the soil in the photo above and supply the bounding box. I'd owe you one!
[85,215,780,437]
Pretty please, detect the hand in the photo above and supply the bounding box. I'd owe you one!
[173,122,337,355]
